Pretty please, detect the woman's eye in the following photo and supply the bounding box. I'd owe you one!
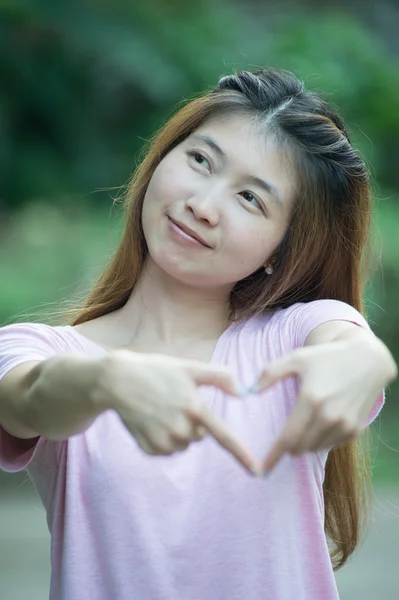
[240,191,262,210]
[189,151,210,170]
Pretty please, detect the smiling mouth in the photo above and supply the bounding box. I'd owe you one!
[167,216,212,248]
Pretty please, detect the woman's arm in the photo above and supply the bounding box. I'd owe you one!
[252,320,397,474]
[0,351,257,473]
[0,355,109,440]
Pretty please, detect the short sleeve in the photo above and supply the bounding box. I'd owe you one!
[0,322,67,472]
[284,299,369,349]
[280,300,384,427]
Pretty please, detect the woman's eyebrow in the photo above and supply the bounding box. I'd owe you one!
[245,175,283,210]
[190,133,283,210]
[191,134,226,160]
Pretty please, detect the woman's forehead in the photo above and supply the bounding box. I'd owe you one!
[188,115,296,209]
[189,114,285,165]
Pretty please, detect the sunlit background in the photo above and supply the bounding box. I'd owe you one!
[1,1,399,598]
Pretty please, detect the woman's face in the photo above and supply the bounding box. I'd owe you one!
[141,113,295,289]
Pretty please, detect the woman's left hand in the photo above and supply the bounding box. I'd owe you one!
[252,324,397,475]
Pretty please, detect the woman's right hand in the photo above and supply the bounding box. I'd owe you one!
[96,350,257,475]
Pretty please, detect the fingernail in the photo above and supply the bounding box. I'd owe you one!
[246,382,259,394]
[250,465,261,477]
[235,385,248,396]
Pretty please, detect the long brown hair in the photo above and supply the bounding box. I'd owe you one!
[70,68,373,569]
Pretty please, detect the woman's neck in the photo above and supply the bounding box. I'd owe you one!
[112,259,233,347]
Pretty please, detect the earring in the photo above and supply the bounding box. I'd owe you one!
[264,264,273,275]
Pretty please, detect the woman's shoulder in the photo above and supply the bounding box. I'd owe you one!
[245,299,367,327]
[0,321,105,355]
[237,299,368,350]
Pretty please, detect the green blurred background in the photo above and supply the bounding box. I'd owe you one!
[1,0,399,486]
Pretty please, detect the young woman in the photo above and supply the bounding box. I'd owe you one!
[0,68,396,600]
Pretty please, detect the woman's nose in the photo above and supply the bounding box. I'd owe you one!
[185,192,220,226]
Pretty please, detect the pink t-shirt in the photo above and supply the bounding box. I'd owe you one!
[0,300,383,600]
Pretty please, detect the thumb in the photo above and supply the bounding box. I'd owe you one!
[253,352,301,393]
[184,362,242,396]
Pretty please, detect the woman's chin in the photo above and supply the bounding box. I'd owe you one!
[151,256,222,288]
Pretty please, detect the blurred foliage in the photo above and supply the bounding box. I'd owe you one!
[3,1,399,207]
[1,1,399,477]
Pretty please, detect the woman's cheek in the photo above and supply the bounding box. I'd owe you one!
[239,224,282,273]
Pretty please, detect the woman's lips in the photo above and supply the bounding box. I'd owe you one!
[167,217,211,248]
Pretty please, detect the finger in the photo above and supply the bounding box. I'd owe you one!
[168,413,207,444]
[320,434,353,452]
[188,405,258,475]
[260,435,290,474]
[294,421,335,452]
[142,423,189,454]
[295,405,361,452]
[253,352,302,393]
[169,415,197,444]
[183,362,243,396]
[308,425,356,452]
[192,425,207,441]
[133,430,160,455]
[259,402,313,473]
[150,434,188,454]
